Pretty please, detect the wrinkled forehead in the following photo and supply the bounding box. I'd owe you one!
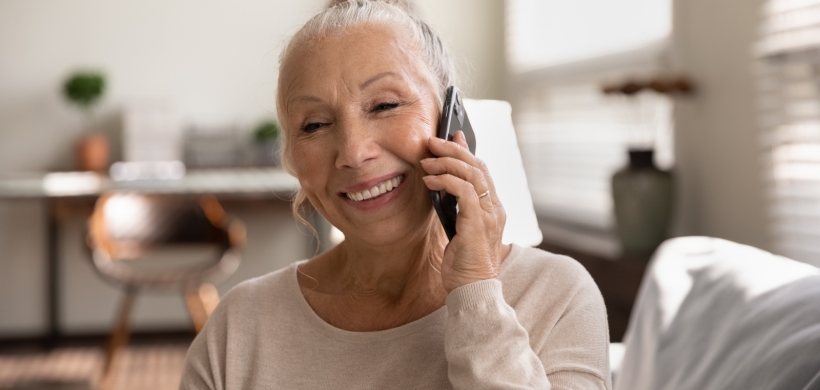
[278,24,431,106]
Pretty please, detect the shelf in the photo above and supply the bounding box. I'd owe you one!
[0,167,299,199]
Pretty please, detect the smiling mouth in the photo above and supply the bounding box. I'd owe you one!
[344,175,404,202]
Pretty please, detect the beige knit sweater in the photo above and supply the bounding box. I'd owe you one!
[179,244,611,389]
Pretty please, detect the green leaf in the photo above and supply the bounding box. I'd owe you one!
[63,72,106,108]
[254,120,281,141]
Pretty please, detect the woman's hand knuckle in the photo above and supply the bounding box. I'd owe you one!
[469,166,482,181]
[478,159,490,173]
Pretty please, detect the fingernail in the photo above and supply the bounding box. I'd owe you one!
[432,137,445,144]
[420,158,434,164]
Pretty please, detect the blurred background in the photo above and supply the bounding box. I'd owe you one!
[2,0,818,388]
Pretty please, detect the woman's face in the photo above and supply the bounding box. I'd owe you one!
[280,24,440,246]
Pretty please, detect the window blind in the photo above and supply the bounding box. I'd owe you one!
[507,0,673,256]
[757,0,820,266]
[516,80,674,228]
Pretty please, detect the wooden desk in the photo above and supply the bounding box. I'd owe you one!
[0,168,300,348]
[537,242,649,342]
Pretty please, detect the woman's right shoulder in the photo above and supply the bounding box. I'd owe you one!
[180,261,306,387]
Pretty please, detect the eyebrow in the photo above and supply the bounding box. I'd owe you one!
[360,72,398,90]
[290,95,323,104]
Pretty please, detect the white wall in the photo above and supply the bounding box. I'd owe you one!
[0,0,312,174]
[417,0,507,100]
[671,0,770,251]
[0,0,506,337]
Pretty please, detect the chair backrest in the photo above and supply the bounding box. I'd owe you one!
[87,192,246,288]
[465,99,542,247]
[615,236,820,390]
[88,193,238,260]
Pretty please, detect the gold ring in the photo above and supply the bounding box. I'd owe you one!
[478,190,490,199]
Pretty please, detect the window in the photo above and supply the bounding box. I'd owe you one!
[507,0,674,257]
[507,0,672,72]
[757,0,820,266]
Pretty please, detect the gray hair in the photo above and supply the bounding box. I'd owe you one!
[275,0,457,232]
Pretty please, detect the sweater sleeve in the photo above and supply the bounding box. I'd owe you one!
[539,271,611,390]
[445,277,610,390]
[445,279,550,389]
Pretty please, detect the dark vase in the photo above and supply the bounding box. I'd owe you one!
[611,149,673,259]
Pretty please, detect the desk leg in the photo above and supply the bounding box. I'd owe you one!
[45,199,60,349]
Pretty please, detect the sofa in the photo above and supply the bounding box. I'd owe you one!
[611,236,820,390]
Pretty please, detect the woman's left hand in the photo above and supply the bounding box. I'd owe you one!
[421,131,508,293]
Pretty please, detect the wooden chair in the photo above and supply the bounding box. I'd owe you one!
[86,192,245,377]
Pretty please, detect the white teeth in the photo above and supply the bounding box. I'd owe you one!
[345,175,403,202]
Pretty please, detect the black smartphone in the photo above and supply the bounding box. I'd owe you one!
[430,86,476,241]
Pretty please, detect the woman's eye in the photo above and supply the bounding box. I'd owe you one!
[302,122,327,133]
[372,102,399,112]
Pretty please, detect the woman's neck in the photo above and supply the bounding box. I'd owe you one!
[298,216,449,330]
[336,216,446,301]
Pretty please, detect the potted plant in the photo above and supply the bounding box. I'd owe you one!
[63,71,108,172]
[253,119,282,166]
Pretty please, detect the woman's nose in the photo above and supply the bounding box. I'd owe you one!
[334,120,381,169]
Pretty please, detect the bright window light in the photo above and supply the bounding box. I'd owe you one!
[507,0,672,72]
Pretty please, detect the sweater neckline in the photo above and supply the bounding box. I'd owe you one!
[287,243,523,343]
[288,260,447,343]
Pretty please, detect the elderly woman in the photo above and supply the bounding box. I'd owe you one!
[180,0,610,388]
